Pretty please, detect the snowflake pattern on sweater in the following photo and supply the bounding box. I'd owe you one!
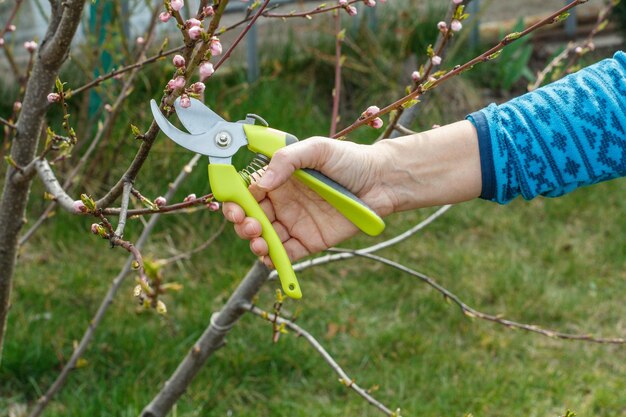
[468,51,626,204]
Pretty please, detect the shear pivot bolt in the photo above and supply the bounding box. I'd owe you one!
[215,131,232,148]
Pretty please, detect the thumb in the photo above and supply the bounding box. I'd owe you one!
[257,137,329,191]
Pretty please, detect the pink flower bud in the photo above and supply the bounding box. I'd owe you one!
[154,196,167,207]
[207,201,220,211]
[136,36,145,45]
[183,193,197,202]
[47,93,61,103]
[203,5,215,16]
[91,223,100,235]
[23,41,37,53]
[575,46,583,55]
[199,61,214,80]
[188,25,202,40]
[363,105,380,117]
[73,200,87,213]
[104,104,113,112]
[450,19,462,32]
[179,94,191,108]
[209,37,222,56]
[338,0,348,5]
[346,5,357,16]
[411,70,420,82]
[170,0,184,11]
[364,0,375,7]
[167,76,186,90]
[0,38,4,48]
[172,54,186,68]
[431,55,442,66]
[190,82,206,94]
[186,18,201,27]
[7,24,16,32]
[453,0,463,4]
[437,21,447,32]
[369,117,383,129]
[159,11,172,22]
[13,101,21,112]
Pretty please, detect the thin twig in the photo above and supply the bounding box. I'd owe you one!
[269,205,452,280]
[0,116,17,130]
[529,0,615,91]
[334,0,588,138]
[262,0,359,19]
[27,154,201,417]
[161,219,226,265]
[244,303,397,416]
[382,1,464,139]
[101,193,213,216]
[335,250,626,345]
[213,0,272,71]
[114,181,134,237]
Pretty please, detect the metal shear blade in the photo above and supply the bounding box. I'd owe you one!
[174,97,224,135]
[150,98,246,159]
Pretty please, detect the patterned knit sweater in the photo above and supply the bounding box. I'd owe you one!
[468,51,626,204]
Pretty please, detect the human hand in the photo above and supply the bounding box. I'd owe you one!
[222,137,396,267]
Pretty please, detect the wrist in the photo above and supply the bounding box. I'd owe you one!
[375,120,482,212]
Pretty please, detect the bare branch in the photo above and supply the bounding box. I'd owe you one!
[140,261,270,417]
[114,182,134,237]
[33,159,77,213]
[334,0,588,138]
[160,219,226,265]
[27,154,202,417]
[336,250,626,345]
[213,0,272,71]
[244,303,398,416]
[270,205,452,280]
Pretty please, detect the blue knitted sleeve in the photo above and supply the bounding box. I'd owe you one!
[467,51,626,204]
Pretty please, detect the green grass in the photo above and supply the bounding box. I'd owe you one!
[3,164,626,416]
[2,16,626,416]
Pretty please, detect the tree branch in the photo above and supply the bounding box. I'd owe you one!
[335,250,626,345]
[140,261,270,417]
[334,0,588,138]
[27,154,202,417]
[244,303,398,416]
[269,205,452,280]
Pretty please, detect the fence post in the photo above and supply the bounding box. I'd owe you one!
[467,0,481,49]
[565,0,577,37]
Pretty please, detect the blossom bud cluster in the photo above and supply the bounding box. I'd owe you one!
[361,105,383,129]
[338,0,357,16]
[159,0,223,107]
[24,40,37,53]
[47,93,61,103]
[154,196,167,207]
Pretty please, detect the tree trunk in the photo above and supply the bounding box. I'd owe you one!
[0,0,85,363]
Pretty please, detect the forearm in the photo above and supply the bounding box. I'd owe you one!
[375,120,482,212]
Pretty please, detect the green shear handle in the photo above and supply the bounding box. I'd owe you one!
[208,124,385,299]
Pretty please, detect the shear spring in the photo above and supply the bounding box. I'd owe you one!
[239,154,270,185]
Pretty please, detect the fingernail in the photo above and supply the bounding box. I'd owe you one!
[244,223,257,235]
[257,169,275,190]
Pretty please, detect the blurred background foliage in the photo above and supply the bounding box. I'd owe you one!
[1,1,625,416]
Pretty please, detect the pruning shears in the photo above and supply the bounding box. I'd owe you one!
[150,97,385,299]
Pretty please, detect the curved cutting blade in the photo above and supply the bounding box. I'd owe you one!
[174,97,225,135]
[150,99,214,156]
